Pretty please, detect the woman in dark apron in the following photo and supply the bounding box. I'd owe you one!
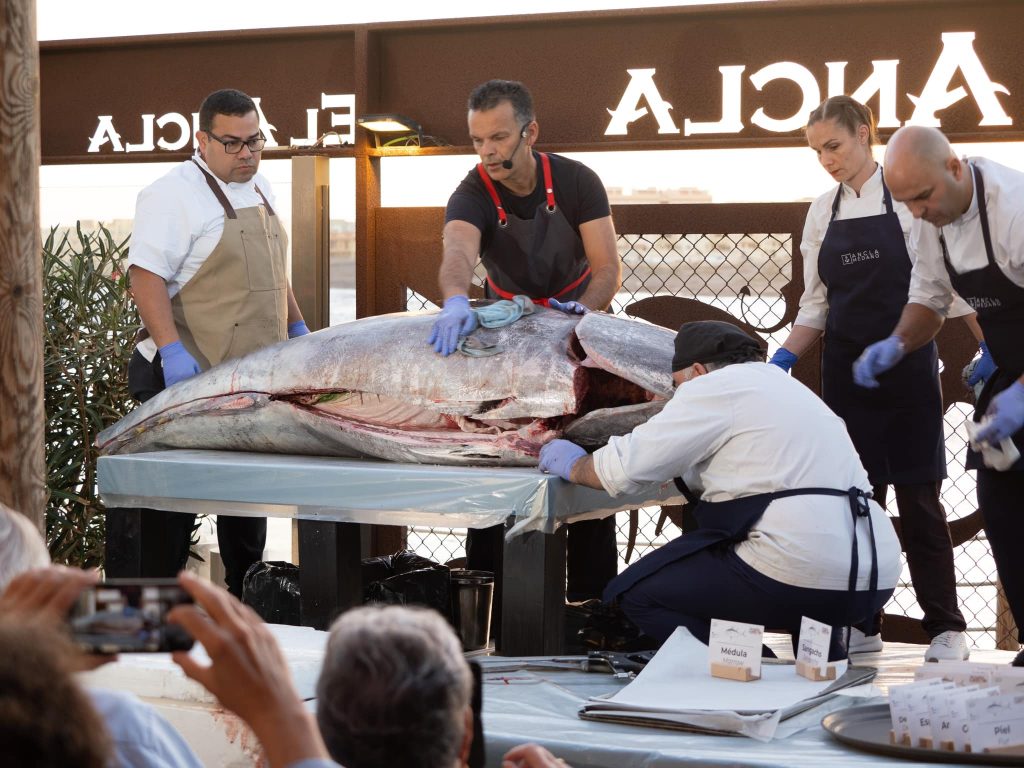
[769,96,969,661]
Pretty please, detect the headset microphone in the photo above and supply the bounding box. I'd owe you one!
[501,126,529,170]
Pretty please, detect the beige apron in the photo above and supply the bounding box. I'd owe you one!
[171,160,289,370]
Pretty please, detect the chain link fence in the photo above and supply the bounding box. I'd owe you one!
[402,229,1007,650]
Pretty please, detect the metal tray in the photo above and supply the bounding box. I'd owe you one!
[822,703,1024,765]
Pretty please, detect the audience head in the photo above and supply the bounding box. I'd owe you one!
[0,503,50,592]
[317,605,473,768]
[0,622,111,767]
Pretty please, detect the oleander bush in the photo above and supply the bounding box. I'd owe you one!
[43,224,137,567]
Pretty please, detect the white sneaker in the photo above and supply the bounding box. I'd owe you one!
[849,627,883,654]
[925,631,970,662]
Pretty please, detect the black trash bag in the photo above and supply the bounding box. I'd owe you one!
[362,550,451,619]
[242,560,301,626]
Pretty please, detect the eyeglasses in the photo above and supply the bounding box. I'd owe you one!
[204,130,266,154]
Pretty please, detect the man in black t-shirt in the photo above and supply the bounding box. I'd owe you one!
[427,79,621,357]
[427,79,623,619]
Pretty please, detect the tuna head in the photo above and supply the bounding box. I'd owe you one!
[96,308,675,466]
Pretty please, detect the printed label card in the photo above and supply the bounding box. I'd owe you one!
[908,682,956,747]
[949,686,1000,752]
[915,662,993,688]
[708,618,763,682]
[795,616,835,680]
[991,667,1024,695]
[968,692,1024,754]
[927,685,977,750]
[889,678,947,745]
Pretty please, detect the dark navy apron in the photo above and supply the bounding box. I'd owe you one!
[941,163,1024,472]
[604,480,879,603]
[818,174,946,485]
[476,152,592,306]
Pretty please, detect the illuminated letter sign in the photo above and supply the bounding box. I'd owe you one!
[907,32,1011,126]
[603,31,1011,139]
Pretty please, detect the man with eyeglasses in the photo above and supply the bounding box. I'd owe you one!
[118,88,309,596]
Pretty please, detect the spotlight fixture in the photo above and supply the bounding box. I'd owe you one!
[356,113,423,147]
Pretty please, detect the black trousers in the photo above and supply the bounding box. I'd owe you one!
[107,350,266,597]
[977,468,1024,643]
[620,547,893,661]
[863,481,966,638]
[466,515,618,633]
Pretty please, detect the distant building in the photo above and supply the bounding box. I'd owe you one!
[606,186,712,205]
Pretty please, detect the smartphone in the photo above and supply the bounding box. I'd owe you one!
[69,578,194,653]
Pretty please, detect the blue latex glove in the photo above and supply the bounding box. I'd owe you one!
[539,439,587,482]
[967,341,997,387]
[976,381,1024,446]
[158,341,201,388]
[853,335,905,389]
[288,320,310,338]
[548,298,589,315]
[768,348,798,372]
[427,295,478,356]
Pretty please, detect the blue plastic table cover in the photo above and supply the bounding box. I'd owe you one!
[97,449,682,537]
[476,661,978,768]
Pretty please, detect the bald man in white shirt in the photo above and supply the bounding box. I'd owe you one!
[854,126,1024,665]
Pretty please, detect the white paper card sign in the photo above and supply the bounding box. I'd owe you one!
[709,618,763,682]
[991,667,1024,695]
[926,686,972,749]
[889,678,946,745]
[796,616,834,680]
[950,686,1000,752]
[915,662,993,688]
[908,682,956,747]
[968,692,1024,753]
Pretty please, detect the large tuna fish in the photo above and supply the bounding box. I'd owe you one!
[97,308,675,466]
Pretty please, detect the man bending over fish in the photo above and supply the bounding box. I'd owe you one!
[540,320,901,659]
[431,78,624,611]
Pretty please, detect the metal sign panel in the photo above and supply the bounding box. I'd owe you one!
[377,1,1022,150]
[41,29,356,163]
[39,0,1024,163]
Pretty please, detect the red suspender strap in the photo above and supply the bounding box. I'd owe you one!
[539,152,556,211]
[485,276,552,307]
[487,269,592,308]
[481,152,581,307]
[552,267,592,299]
[476,164,507,226]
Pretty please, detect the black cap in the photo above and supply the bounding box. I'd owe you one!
[671,321,764,372]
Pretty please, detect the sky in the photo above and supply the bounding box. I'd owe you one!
[36,0,1024,228]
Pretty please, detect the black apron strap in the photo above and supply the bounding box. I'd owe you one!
[769,486,878,595]
[672,476,701,506]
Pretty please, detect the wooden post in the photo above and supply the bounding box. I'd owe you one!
[290,155,331,331]
[0,0,46,530]
[353,27,403,556]
[996,579,1020,651]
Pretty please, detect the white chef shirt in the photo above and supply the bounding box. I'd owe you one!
[127,153,277,298]
[593,362,901,591]
[908,157,1024,316]
[797,164,972,330]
